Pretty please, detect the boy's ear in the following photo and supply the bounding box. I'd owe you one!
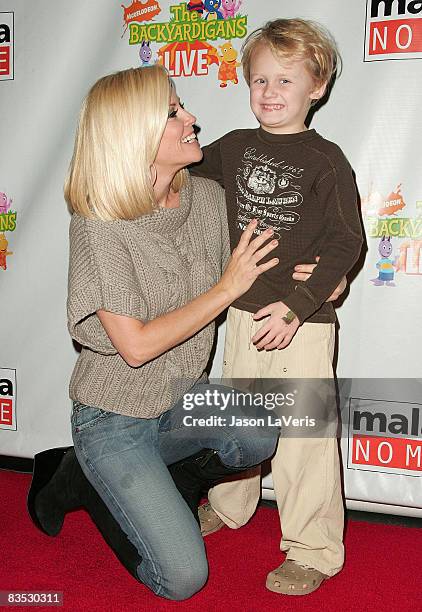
[310,81,327,102]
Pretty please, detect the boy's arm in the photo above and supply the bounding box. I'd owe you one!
[251,262,348,351]
[189,136,225,187]
[282,155,363,324]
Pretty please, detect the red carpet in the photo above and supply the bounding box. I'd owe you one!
[1,471,420,611]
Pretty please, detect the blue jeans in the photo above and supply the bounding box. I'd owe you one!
[71,383,278,600]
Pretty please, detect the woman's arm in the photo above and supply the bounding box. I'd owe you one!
[98,221,278,367]
[292,257,347,302]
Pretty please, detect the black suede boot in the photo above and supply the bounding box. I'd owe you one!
[27,447,141,579]
[168,449,246,524]
[28,447,79,536]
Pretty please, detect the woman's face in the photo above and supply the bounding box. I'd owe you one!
[154,89,203,174]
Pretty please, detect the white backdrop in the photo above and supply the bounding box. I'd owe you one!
[0,0,421,516]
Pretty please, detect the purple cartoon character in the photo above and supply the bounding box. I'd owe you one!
[371,235,396,286]
[203,0,224,19]
[139,41,152,66]
[221,0,242,19]
[0,192,12,216]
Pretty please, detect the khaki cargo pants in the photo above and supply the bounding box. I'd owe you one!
[208,307,344,576]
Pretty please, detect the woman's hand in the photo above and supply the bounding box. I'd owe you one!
[292,257,347,302]
[218,220,279,302]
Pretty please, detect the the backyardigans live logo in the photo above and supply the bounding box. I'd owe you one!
[361,183,422,283]
[0,191,16,271]
[123,1,247,86]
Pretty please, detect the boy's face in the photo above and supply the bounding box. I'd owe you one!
[249,44,326,134]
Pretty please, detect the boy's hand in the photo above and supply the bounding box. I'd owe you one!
[252,301,300,350]
[292,256,347,302]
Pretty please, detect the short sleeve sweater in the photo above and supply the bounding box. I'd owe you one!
[67,176,230,419]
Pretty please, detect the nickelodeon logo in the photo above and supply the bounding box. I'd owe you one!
[0,12,13,81]
[365,0,422,61]
[348,399,422,475]
[0,369,16,430]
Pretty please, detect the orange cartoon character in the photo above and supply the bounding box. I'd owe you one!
[0,233,13,270]
[217,41,240,88]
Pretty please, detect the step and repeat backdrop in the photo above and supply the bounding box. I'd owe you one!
[0,0,421,516]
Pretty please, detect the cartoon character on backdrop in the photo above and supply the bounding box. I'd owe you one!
[217,41,240,87]
[371,235,397,286]
[203,0,224,20]
[139,41,152,66]
[221,0,242,19]
[0,193,12,216]
[187,0,205,14]
[0,233,13,271]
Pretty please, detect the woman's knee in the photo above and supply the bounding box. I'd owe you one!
[161,557,208,600]
[139,534,208,601]
[238,427,279,466]
[259,430,279,460]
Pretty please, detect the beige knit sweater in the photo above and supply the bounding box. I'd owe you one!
[67,176,230,418]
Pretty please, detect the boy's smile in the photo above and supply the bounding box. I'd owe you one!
[249,44,326,134]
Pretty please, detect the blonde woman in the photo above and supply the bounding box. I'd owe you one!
[27,65,281,600]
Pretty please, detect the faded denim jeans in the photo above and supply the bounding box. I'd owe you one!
[71,382,278,600]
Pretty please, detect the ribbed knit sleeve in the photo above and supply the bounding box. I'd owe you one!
[219,197,231,272]
[190,135,239,270]
[67,215,148,354]
[210,179,230,271]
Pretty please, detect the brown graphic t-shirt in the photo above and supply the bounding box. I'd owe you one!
[191,127,363,324]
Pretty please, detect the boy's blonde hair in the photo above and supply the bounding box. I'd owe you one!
[242,18,341,90]
[64,64,186,221]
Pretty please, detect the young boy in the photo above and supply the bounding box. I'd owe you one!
[191,19,363,595]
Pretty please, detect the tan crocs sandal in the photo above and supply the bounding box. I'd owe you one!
[198,502,225,536]
[266,559,328,596]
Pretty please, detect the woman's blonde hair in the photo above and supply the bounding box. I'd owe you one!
[242,18,341,89]
[64,64,186,220]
